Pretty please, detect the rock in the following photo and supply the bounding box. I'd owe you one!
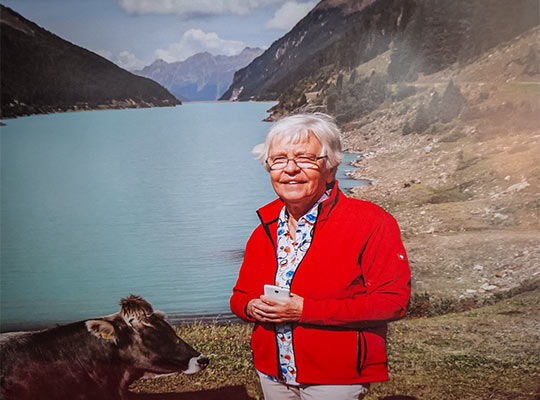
[503,180,530,194]
[480,283,498,291]
[473,264,484,271]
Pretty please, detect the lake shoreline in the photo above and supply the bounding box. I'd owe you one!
[1,100,181,120]
[0,311,242,334]
[0,99,279,122]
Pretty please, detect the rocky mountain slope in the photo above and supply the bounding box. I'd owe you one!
[342,25,539,301]
[0,5,179,118]
[222,0,538,114]
[134,47,263,102]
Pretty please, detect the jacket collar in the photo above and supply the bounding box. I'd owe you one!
[257,180,342,226]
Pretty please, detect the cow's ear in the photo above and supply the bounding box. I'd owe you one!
[86,320,117,342]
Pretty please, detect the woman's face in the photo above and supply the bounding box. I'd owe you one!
[268,132,335,215]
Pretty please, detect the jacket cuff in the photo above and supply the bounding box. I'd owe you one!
[231,292,257,322]
[300,297,322,324]
[243,303,256,322]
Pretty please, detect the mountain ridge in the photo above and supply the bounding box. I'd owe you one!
[0,5,180,118]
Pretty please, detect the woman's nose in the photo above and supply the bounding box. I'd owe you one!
[283,158,301,173]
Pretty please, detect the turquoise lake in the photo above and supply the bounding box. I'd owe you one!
[0,102,363,330]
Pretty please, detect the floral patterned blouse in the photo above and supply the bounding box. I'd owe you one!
[262,189,330,385]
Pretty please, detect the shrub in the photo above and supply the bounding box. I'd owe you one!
[394,84,417,101]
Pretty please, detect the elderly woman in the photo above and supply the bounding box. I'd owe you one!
[230,113,410,400]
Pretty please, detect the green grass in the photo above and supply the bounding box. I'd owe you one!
[132,288,540,400]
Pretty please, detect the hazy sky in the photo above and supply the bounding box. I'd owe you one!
[2,0,318,70]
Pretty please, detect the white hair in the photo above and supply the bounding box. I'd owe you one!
[253,113,343,171]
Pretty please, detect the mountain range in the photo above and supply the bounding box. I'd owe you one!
[0,5,179,118]
[133,47,263,102]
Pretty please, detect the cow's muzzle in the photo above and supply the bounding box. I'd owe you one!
[184,354,210,374]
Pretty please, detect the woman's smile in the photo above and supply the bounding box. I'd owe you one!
[268,132,335,220]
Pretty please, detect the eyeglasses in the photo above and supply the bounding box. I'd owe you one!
[266,154,327,170]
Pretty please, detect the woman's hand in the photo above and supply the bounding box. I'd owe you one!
[247,294,304,323]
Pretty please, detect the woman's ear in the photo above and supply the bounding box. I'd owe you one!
[326,167,338,184]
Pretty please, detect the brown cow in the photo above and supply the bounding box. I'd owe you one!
[0,295,209,400]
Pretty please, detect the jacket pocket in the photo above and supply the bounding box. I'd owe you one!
[359,327,388,369]
[357,331,368,373]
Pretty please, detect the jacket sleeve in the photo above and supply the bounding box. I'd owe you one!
[230,230,261,322]
[300,212,411,327]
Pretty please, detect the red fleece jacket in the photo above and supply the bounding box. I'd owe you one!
[230,184,411,384]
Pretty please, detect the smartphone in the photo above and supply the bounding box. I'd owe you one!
[264,284,291,300]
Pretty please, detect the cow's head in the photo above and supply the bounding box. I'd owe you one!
[85,295,209,376]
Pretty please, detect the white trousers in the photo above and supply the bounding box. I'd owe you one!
[258,372,370,400]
